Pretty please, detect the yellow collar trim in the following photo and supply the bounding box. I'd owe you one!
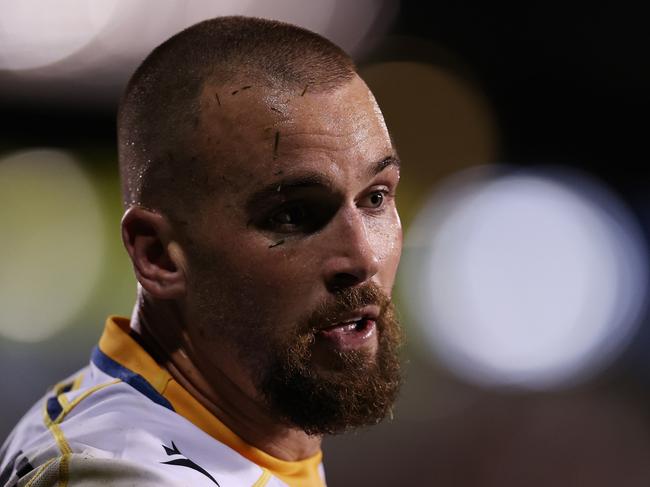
[98,316,323,486]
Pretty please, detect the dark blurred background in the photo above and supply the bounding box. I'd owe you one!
[2,2,650,485]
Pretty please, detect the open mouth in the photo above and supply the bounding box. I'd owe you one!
[321,317,373,333]
[315,315,378,350]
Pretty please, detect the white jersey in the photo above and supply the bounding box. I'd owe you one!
[0,317,326,487]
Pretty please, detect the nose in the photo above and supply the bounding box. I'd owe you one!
[322,208,380,292]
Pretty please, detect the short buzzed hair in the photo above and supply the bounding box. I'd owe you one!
[118,16,356,219]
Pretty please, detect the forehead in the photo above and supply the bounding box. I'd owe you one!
[194,76,393,195]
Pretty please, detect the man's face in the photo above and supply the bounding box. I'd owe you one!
[181,75,402,434]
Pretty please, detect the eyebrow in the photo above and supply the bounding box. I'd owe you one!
[370,155,400,177]
[246,154,400,211]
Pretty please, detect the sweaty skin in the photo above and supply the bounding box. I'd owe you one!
[127,74,402,461]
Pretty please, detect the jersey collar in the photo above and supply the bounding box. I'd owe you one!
[94,315,324,486]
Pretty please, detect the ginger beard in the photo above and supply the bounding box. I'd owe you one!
[259,284,402,436]
[190,262,403,435]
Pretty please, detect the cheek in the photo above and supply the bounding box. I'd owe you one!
[220,239,321,306]
[369,210,403,274]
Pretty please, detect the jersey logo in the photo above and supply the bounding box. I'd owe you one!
[161,441,220,486]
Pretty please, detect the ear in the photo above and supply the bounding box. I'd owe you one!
[121,206,187,299]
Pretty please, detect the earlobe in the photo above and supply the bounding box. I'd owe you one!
[121,207,187,299]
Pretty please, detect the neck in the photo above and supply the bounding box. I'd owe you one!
[129,290,321,461]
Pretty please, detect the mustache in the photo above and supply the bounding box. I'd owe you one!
[302,283,392,334]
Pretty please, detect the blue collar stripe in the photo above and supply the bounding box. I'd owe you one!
[90,346,174,411]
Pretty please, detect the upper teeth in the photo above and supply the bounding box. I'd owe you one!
[345,318,362,323]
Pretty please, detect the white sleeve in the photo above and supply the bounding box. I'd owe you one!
[16,454,185,487]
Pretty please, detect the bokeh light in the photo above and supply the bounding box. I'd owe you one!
[0,0,398,104]
[97,0,396,63]
[0,1,119,70]
[0,149,105,342]
[360,61,498,225]
[401,166,648,389]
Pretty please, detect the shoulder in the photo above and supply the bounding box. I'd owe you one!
[13,453,182,487]
[1,366,275,487]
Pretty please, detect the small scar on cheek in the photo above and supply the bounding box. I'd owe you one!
[301,84,309,96]
[270,107,282,114]
[269,239,285,248]
[273,170,284,176]
[215,92,221,106]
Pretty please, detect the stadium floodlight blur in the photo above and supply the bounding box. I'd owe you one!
[360,60,498,227]
[0,149,105,342]
[0,1,119,70]
[0,0,397,103]
[401,166,649,390]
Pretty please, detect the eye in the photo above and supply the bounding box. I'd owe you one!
[265,201,329,234]
[359,189,389,209]
[255,193,340,235]
[270,204,308,227]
